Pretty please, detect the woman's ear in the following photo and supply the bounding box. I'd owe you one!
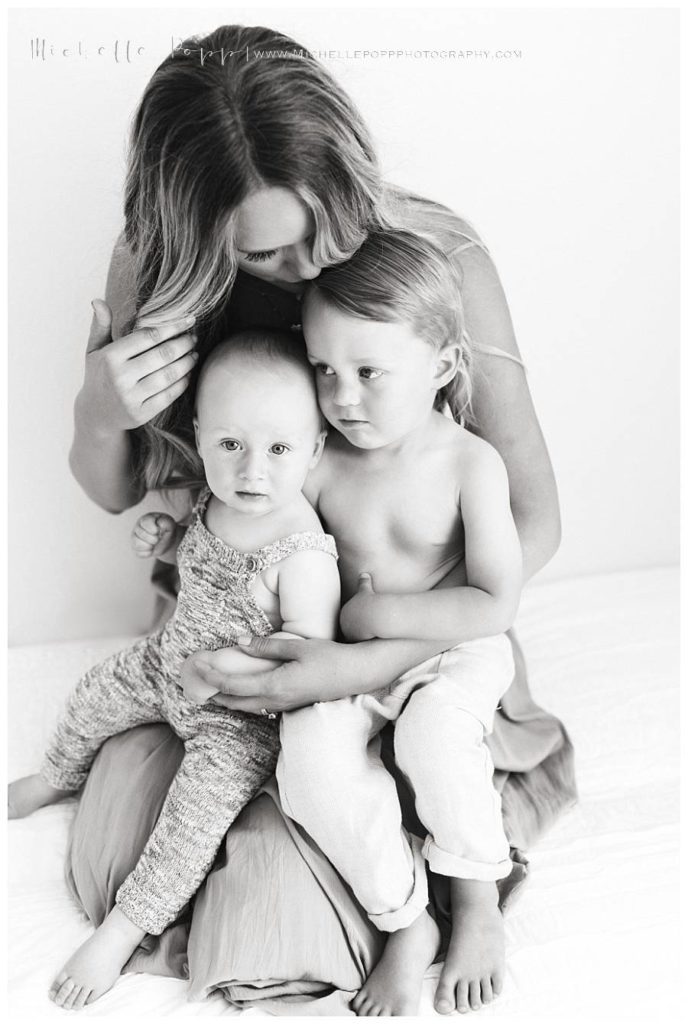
[309,428,328,468]
[433,343,461,391]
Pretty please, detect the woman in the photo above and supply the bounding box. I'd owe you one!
[67,23,576,1015]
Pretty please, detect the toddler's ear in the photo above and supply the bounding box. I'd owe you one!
[310,428,328,468]
[433,342,461,390]
[193,418,202,456]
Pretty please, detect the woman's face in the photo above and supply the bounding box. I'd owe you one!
[235,187,321,292]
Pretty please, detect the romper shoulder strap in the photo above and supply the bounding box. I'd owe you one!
[254,531,338,572]
[190,486,212,518]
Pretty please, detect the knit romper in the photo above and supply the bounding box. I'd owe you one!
[41,488,338,934]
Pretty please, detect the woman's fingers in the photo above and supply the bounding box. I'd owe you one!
[130,330,198,380]
[117,316,196,360]
[135,349,199,400]
[86,299,113,353]
[140,370,195,418]
[233,636,302,662]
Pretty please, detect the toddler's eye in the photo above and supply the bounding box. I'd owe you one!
[315,364,334,376]
[270,443,290,456]
[220,439,240,452]
[243,249,278,264]
[359,367,382,380]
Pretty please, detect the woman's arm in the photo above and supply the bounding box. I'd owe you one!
[458,244,561,582]
[200,634,454,714]
[69,234,198,512]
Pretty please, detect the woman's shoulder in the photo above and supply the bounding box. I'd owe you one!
[385,186,489,260]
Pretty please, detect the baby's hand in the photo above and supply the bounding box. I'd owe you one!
[339,573,379,642]
[180,653,220,704]
[132,512,177,559]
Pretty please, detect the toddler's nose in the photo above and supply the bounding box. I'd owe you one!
[333,380,361,408]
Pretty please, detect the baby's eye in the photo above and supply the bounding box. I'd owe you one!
[220,439,240,452]
[315,364,335,377]
[270,443,290,456]
[242,249,278,264]
[359,367,382,380]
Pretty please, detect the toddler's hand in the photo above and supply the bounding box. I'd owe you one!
[180,653,220,704]
[340,572,378,642]
[132,512,177,559]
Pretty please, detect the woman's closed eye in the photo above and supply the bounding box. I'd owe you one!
[242,249,278,264]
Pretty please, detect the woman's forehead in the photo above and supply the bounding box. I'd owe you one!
[235,187,314,252]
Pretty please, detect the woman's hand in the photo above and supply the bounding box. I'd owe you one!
[77,299,199,437]
[180,653,220,704]
[190,637,351,714]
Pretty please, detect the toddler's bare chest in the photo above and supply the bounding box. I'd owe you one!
[319,466,463,592]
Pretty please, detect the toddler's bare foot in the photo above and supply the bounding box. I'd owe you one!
[351,908,440,1017]
[8,774,73,819]
[434,878,505,1015]
[49,905,145,1010]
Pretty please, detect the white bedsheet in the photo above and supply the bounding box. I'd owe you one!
[8,567,680,1019]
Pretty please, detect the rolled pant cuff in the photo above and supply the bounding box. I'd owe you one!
[368,834,429,933]
[423,837,513,881]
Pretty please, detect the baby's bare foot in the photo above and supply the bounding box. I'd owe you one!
[49,906,145,1010]
[8,774,73,819]
[434,879,504,1015]
[351,908,440,1017]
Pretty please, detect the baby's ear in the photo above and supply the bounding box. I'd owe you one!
[310,428,328,468]
[433,342,461,390]
[193,418,202,456]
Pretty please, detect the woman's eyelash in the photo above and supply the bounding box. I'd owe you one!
[243,250,278,263]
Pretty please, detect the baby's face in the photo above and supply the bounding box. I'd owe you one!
[303,294,441,450]
[194,358,324,517]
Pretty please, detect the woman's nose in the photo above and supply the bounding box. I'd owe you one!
[288,243,320,281]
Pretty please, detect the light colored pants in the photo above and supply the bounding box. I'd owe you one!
[277,634,514,933]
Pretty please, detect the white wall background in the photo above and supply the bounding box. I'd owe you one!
[8,6,679,645]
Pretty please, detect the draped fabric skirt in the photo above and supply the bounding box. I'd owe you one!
[66,630,577,1011]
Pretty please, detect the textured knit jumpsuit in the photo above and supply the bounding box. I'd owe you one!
[41,488,337,934]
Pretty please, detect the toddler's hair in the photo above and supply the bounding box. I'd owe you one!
[306,230,473,424]
[139,329,317,493]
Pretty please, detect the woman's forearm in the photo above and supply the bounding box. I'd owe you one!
[513,497,561,584]
[69,392,143,513]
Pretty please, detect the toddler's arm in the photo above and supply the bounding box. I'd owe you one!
[131,512,186,565]
[341,443,522,644]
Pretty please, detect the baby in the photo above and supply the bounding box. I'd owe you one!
[7,330,340,1011]
[275,231,523,1016]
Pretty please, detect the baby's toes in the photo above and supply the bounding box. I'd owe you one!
[52,975,76,1008]
[481,976,494,1004]
[457,979,471,1013]
[491,970,504,996]
[61,984,84,1011]
[469,979,482,1010]
[73,987,92,1011]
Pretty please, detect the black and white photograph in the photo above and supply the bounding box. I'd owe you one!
[6,3,681,1019]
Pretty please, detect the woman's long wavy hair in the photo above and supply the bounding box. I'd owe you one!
[123,24,484,490]
[307,230,474,424]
